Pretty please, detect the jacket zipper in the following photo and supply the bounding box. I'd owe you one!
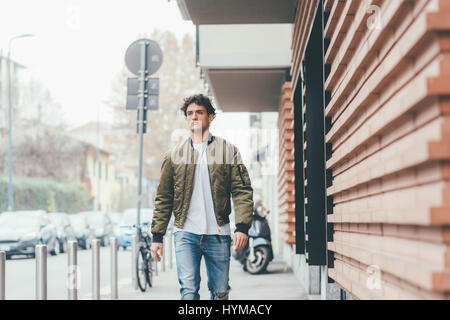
[238,164,246,185]
[179,145,190,215]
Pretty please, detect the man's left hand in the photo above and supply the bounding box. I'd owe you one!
[233,232,248,252]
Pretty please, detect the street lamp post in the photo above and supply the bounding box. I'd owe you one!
[6,33,34,211]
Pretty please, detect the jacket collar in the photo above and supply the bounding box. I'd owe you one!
[189,132,214,148]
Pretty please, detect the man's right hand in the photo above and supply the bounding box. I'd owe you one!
[151,242,163,262]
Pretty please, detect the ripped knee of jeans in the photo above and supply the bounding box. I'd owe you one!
[214,290,230,300]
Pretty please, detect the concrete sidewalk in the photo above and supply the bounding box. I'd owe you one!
[110,257,308,300]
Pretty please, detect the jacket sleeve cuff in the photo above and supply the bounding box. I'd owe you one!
[235,223,250,235]
[152,233,164,243]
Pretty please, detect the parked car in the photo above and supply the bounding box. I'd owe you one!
[48,212,77,253]
[0,211,59,259]
[117,208,154,250]
[82,212,114,247]
[68,213,95,250]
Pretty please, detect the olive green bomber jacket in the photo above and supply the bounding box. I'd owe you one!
[151,134,254,242]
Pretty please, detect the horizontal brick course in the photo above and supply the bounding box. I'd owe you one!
[330,256,449,299]
[278,82,296,246]
[330,239,450,291]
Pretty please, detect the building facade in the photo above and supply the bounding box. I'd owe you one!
[176,0,450,299]
[69,123,155,213]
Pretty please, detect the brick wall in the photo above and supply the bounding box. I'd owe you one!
[324,0,450,299]
[287,0,450,299]
[291,0,319,92]
[278,82,296,246]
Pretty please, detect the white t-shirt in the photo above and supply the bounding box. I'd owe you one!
[174,141,231,235]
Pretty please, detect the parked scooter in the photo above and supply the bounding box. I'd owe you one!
[233,202,273,274]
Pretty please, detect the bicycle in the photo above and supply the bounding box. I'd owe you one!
[136,222,154,292]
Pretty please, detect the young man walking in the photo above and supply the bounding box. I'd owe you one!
[151,94,253,300]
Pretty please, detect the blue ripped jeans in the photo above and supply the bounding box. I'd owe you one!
[174,231,232,300]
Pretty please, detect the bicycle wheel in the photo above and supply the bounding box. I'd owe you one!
[136,247,148,292]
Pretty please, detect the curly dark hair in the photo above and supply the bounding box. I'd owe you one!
[180,94,216,118]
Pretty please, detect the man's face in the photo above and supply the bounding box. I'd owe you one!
[186,103,214,133]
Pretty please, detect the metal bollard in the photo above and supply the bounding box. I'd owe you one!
[92,239,101,300]
[35,244,47,300]
[162,237,166,272]
[131,234,137,290]
[0,251,5,300]
[111,237,118,299]
[68,241,78,300]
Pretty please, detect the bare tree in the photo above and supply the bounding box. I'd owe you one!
[19,78,66,129]
[0,78,69,177]
[10,126,87,180]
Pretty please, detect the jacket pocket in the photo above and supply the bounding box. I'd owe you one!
[173,181,183,213]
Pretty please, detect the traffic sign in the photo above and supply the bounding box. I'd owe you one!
[125,39,163,76]
[126,95,159,111]
[126,78,159,110]
[126,78,159,95]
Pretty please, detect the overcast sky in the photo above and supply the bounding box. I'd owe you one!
[0,0,255,161]
[0,0,197,127]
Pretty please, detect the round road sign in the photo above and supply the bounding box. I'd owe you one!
[125,38,163,76]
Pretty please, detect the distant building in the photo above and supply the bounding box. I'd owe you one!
[81,141,114,212]
[42,130,117,213]
[68,122,155,212]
